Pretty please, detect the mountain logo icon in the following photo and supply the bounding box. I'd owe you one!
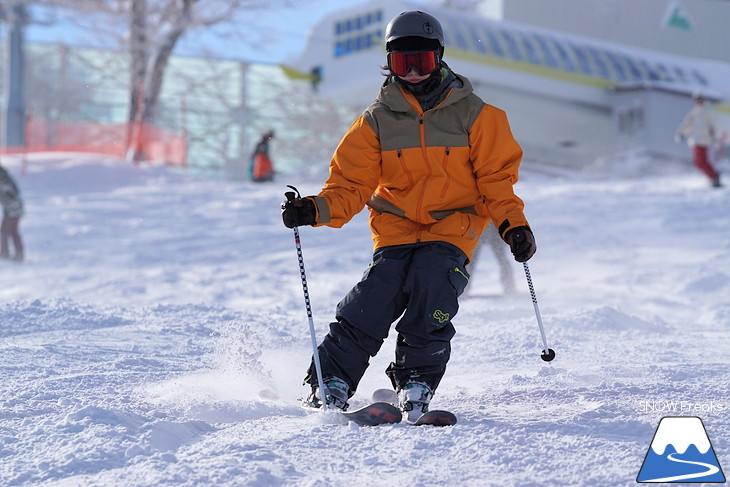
[638,416,726,483]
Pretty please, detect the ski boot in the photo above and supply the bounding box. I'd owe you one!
[304,377,350,411]
[397,381,433,423]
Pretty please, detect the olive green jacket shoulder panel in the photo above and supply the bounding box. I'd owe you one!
[362,75,482,151]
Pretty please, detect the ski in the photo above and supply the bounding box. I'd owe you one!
[371,388,397,405]
[300,389,455,426]
[371,388,457,426]
[341,402,402,426]
[412,410,457,426]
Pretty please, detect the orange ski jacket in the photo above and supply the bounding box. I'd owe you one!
[310,73,530,261]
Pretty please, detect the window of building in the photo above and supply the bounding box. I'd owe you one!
[586,47,611,80]
[691,69,708,86]
[604,51,628,82]
[516,30,542,66]
[552,39,577,72]
[638,59,661,81]
[672,66,688,83]
[499,29,523,62]
[451,22,470,51]
[568,43,593,76]
[621,55,644,81]
[533,34,560,69]
[468,26,488,54]
[482,26,505,58]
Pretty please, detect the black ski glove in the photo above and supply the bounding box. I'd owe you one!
[504,226,537,262]
[281,196,317,228]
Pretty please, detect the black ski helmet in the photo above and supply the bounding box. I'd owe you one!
[385,10,444,52]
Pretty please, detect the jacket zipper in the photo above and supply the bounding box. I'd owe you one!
[397,149,415,187]
[400,86,455,242]
[415,114,431,242]
[440,146,451,199]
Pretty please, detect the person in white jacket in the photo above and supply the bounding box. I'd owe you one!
[676,94,722,187]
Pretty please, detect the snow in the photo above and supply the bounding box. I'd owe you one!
[0,151,728,486]
[651,417,711,455]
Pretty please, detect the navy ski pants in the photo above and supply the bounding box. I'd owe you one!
[307,242,470,394]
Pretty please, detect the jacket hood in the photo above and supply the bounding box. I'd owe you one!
[377,69,473,113]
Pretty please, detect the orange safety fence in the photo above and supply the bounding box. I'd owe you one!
[0,119,187,167]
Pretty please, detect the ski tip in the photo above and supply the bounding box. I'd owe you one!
[342,402,402,427]
[413,410,457,427]
[371,388,398,405]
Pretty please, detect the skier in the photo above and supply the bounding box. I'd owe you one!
[281,10,536,421]
[250,130,276,182]
[0,163,24,262]
[468,222,515,295]
[675,93,722,188]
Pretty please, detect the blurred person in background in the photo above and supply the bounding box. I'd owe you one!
[251,130,276,182]
[676,93,723,188]
[468,222,515,295]
[0,163,24,262]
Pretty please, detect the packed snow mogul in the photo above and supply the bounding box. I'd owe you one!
[281,10,536,422]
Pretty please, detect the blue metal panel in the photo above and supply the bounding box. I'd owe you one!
[638,59,661,81]
[672,66,688,83]
[516,31,542,65]
[552,40,577,72]
[655,63,675,82]
[691,69,708,86]
[586,47,611,80]
[569,43,593,76]
[499,29,523,61]
[468,26,488,54]
[621,55,644,81]
[533,34,560,69]
[483,27,505,57]
[604,51,628,81]
[452,23,470,51]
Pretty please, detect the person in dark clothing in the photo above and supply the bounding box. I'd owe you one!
[0,164,24,262]
[250,131,276,182]
[281,10,536,421]
[468,222,516,295]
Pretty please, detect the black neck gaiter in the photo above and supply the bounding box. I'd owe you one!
[398,65,457,111]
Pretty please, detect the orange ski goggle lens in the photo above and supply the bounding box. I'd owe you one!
[388,51,439,77]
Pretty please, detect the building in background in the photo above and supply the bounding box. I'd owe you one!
[285,0,730,169]
[500,0,730,64]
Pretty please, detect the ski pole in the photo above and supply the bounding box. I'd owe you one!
[285,186,329,409]
[521,261,556,362]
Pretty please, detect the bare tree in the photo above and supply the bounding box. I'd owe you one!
[30,0,290,160]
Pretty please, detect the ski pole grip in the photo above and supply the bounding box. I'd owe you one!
[286,185,302,200]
